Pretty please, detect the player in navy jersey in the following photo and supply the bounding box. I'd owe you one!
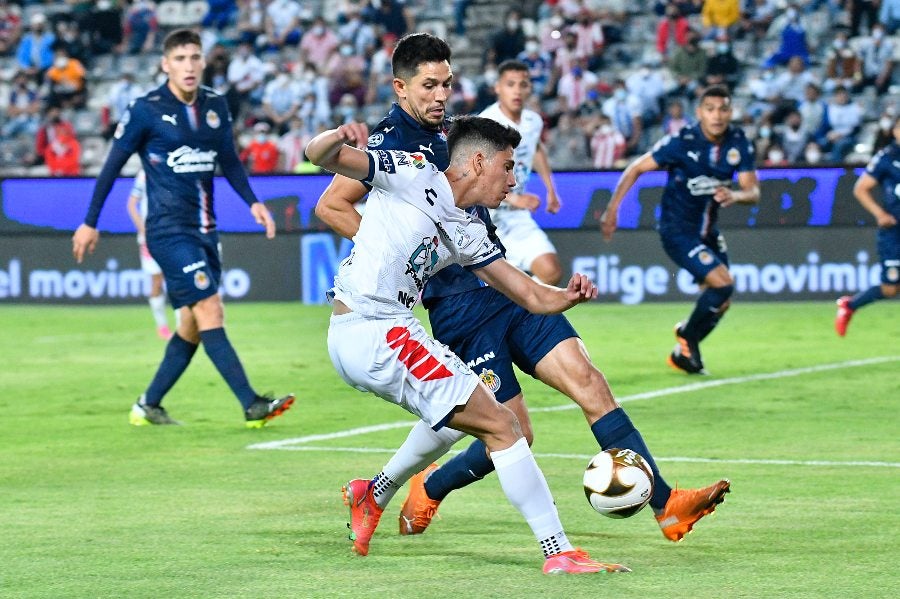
[835,115,900,335]
[602,85,760,375]
[72,29,294,428]
[316,33,729,547]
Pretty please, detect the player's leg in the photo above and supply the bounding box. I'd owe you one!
[498,212,561,285]
[529,252,563,286]
[683,265,734,343]
[148,273,171,339]
[836,233,899,335]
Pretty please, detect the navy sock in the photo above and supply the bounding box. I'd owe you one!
[424,438,494,502]
[682,285,733,342]
[144,333,198,406]
[849,285,884,310]
[199,327,257,409]
[590,408,672,511]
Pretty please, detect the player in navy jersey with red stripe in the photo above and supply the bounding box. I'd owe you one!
[316,33,729,555]
[835,115,900,335]
[72,29,294,428]
[603,85,760,375]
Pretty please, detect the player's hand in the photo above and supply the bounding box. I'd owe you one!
[876,212,898,228]
[713,186,736,207]
[546,189,561,214]
[337,122,369,149]
[564,272,598,304]
[599,208,617,242]
[72,224,99,263]
[251,202,276,239]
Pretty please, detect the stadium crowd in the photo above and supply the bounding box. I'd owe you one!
[0,0,898,177]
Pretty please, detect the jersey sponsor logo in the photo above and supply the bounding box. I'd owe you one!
[162,114,178,126]
[367,132,384,147]
[726,147,741,166]
[479,368,501,393]
[182,260,207,273]
[194,270,210,290]
[466,351,495,368]
[397,289,418,308]
[166,145,217,173]
[686,175,730,196]
[385,326,453,381]
[206,110,220,129]
[418,143,434,156]
[410,153,427,169]
[374,149,395,173]
[406,236,439,291]
[687,150,700,162]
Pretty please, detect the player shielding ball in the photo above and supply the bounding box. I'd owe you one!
[306,116,628,575]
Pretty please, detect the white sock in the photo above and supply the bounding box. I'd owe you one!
[149,295,168,328]
[490,437,574,557]
[374,421,465,509]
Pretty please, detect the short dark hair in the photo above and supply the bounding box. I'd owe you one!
[497,59,529,78]
[447,116,521,162]
[699,85,731,102]
[392,33,452,80]
[163,29,202,55]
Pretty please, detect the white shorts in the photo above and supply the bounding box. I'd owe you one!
[492,208,556,273]
[327,311,479,428]
[139,242,162,275]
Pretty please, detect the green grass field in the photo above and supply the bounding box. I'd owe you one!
[2,301,898,598]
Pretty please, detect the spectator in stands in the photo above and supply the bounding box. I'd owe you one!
[236,0,265,46]
[227,40,265,118]
[881,0,900,33]
[557,61,599,112]
[657,1,689,59]
[45,47,87,109]
[700,0,741,39]
[589,113,626,168]
[777,109,810,163]
[849,0,880,37]
[333,92,359,125]
[262,72,301,134]
[517,38,553,98]
[15,13,55,78]
[763,142,789,166]
[277,116,311,173]
[602,78,643,154]
[1,70,40,139]
[854,23,896,95]
[453,0,472,36]
[570,7,605,70]
[299,16,339,68]
[30,106,78,171]
[873,108,898,152]
[86,0,124,57]
[102,72,144,139]
[746,64,780,120]
[539,12,567,56]
[55,19,90,68]
[763,5,809,68]
[204,0,238,31]
[662,99,690,135]
[824,27,862,93]
[366,32,397,106]
[770,55,817,123]
[818,86,863,163]
[546,110,591,169]
[801,140,824,164]
[738,0,777,42]
[338,5,377,56]
[0,0,22,57]
[367,0,413,39]
[488,8,527,65]
[626,58,666,130]
[704,33,739,91]
[123,0,159,55]
[264,0,302,49]
[325,41,367,107]
[668,32,707,99]
[240,122,279,173]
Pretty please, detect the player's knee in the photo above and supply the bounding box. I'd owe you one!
[531,254,562,286]
[710,284,734,308]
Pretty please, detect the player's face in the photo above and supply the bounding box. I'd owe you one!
[480,147,516,208]
[893,119,900,143]
[495,69,531,116]
[396,61,453,127]
[162,43,205,102]
[695,95,732,141]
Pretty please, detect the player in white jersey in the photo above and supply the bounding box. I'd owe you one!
[126,169,172,340]
[305,116,629,575]
[481,60,563,285]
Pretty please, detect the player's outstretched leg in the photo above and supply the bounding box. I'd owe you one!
[398,462,442,535]
[244,393,295,428]
[655,479,731,542]
[342,478,384,556]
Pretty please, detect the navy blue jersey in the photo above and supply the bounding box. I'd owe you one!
[364,103,506,306]
[651,123,755,237]
[864,141,900,220]
[85,83,258,236]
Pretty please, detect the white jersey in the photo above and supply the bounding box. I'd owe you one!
[131,169,148,222]
[331,149,501,317]
[480,102,543,197]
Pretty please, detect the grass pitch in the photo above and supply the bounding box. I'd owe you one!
[1,301,898,598]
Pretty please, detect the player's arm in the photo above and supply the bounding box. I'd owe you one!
[474,258,596,314]
[853,172,898,228]
[72,144,134,263]
[601,151,658,241]
[533,143,561,214]
[305,123,371,181]
[315,175,369,239]
[715,170,760,207]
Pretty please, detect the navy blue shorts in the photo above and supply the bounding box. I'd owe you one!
[876,225,900,285]
[427,287,578,403]
[147,231,221,309]
[660,229,729,284]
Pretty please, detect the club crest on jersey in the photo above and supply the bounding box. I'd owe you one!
[479,368,501,393]
[206,110,220,129]
[886,266,899,283]
[410,153,427,169]
[406,236,439,278]
[698,250,714,265]
[367,132,384,147]
[726,147,741,166]
[194,271,210,290]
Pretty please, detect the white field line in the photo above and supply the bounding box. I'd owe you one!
[248,356,900,468]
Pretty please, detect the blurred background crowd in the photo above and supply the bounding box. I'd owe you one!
[0,0,898,177]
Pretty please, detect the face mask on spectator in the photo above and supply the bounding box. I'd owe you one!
[97,0,112,9]
[599,124,612,134]
[805,148,821,163]
[716,43,729,54]
[786,8,797,21]
[506,19,519,31]
[833,39,845,50]
[525,41,539,54]
[312,25,325,36]
[340,45,353,57]
[880,117,893,130]
[873,28,884,41]
[759,126,771,138]
[54,57,69,69]
[768,149,784,162]
[255,133,267,143]
[613,88,627,100]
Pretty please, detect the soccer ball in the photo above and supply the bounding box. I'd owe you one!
[583,448,654,518]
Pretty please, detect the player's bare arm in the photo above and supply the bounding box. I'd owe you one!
[315,174,368,239]
[601,152,659,242]
[305,123,371,180]
[474,258,597,314]
[533,143,561,214]
[714,170,760,208]
[854,172,898,228]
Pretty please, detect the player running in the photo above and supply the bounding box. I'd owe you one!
[602,85,760,374]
